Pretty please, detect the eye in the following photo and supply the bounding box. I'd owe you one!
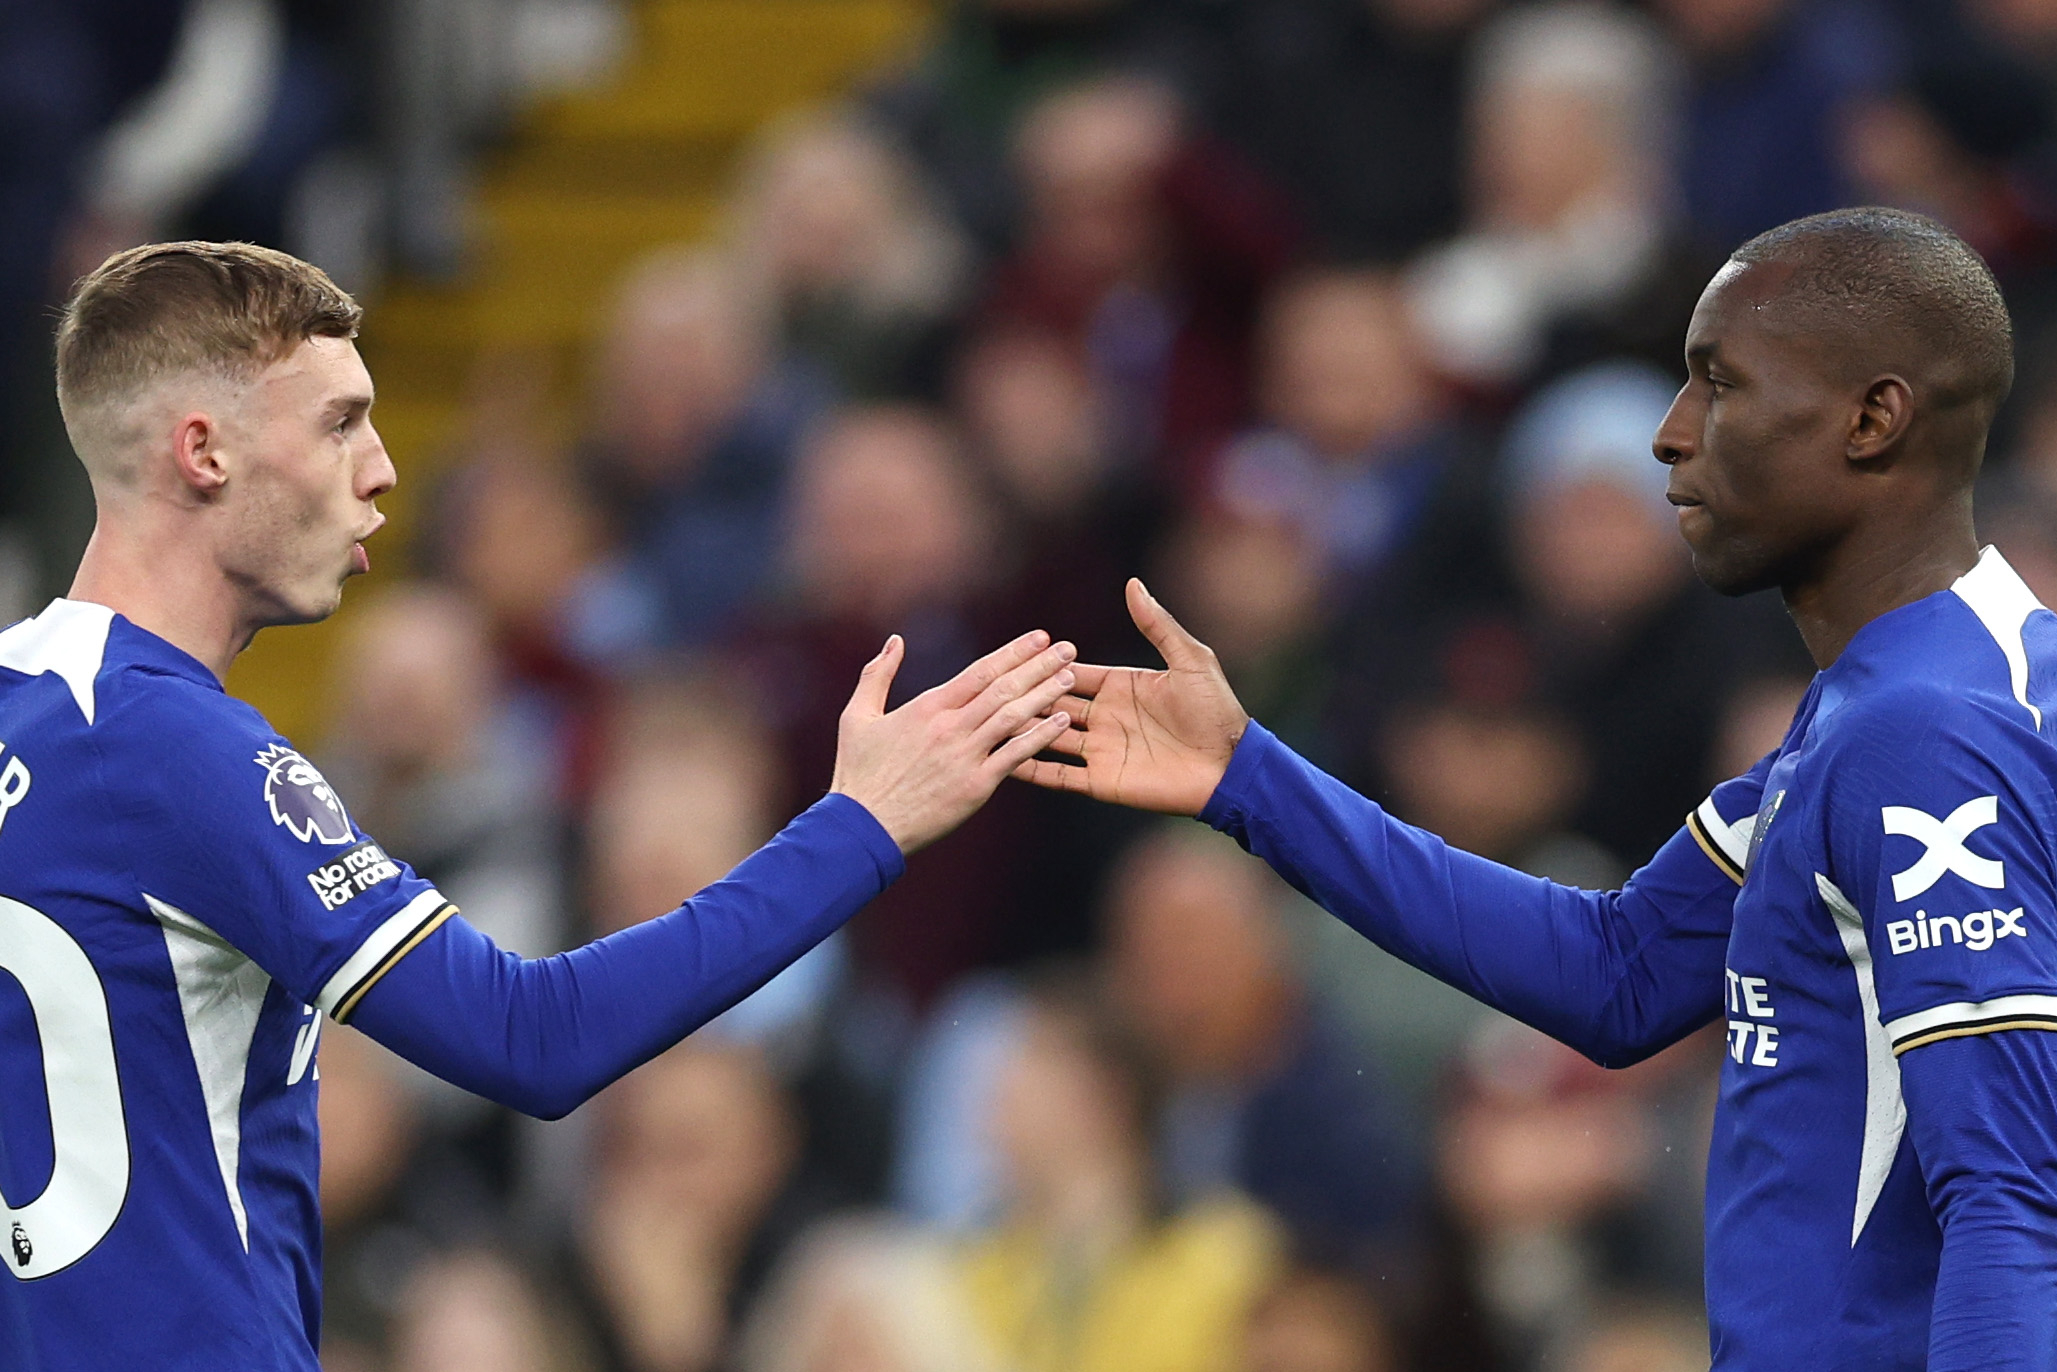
[1706,373,1734,396]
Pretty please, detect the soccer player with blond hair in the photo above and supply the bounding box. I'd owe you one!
[0,241,1075,1369]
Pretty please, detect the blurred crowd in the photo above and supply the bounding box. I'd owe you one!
[20,0,2057,1369]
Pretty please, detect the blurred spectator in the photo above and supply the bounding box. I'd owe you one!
[1104,829,1420,1271]
[868,0,1156,251]
[1657,0,1899,249]
[1223,271,1459,578]
[981,74,1301,495]
[68,0,367,276]
[579,676,896,1205]
[63,0,284,280]
[582,246,834,650]
[321,581,565,958]
[737,1217,997,1372]
[1240,1263,1399,1372]
[1966,0,2057,72]
[1438,1017,1714,1367]
[1159,509,1331,755]
[729,107,970,401]
[317,1023,426,1366]
[1708,675,1809,783]
[386,1247,593,1372]
[780,406,997,632]
[893,975,1032,1230]
[959,970,1284,1372]
[959,323,1148,663]
[1229,270,1508,777]
[1838,51,2057,367]
[1407,2,1709,390]
[737,406,1029,1007]
[957,325,1159,958]
[0,2,182,598]
[432,449,618,800]
[1156,0,1491,262]
[1840,57,2055,274]
[1380,695,1616,886]
[584,678,778,937]
[1550,1299,1709,1372]
[576,1039,838,1372]
[1501,359,1803,862]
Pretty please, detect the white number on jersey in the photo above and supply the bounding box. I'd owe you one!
[0,896,129,1278]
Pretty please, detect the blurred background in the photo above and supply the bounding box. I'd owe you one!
[10,0,2057,1368]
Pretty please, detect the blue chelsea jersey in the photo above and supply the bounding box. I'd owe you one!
[0,601,454,1370]
[1686,547,2057,1369]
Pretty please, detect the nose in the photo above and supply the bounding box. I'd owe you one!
[358,422,397,500]
[1653,384,1697,467]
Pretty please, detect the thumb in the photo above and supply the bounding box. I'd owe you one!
[846,635,903,718]
[1127,579,1207,670]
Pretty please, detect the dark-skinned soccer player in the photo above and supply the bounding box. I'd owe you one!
[1020,208,2057,1370]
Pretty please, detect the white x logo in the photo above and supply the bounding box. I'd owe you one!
[1882,796,2005,901]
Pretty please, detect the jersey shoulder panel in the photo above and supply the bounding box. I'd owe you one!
[89,643,453,1016]
[0,599,117,724]
[1804,611,2057,1052]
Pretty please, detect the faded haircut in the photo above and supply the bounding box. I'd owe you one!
[55,241,362,476]
[1730,207,2015,421]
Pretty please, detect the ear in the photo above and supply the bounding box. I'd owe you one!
[1848,375,1913,463]
[170,412,230,495]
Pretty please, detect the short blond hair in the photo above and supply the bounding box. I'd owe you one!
[56,241,362,465]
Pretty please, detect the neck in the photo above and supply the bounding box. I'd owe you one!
[1783,500,1980,668]
[67,509,252,682]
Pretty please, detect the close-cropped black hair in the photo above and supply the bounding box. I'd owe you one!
[1730,207,2014,421]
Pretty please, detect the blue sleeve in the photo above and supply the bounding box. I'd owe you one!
[1899,1031,2057,1372]
[1815,685,2057,1054]
[344,793,903,1119]
[1200,723,1764,1066]
[103,677,451,1013]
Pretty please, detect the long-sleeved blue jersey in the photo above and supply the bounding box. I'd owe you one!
[1200,547,2057,1370]
[0,601,903,1370]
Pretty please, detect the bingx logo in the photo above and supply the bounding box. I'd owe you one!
[1882,796,2005,901]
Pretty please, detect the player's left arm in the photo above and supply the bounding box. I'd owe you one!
[1821,688,2057,1369]
[1899,1031,2057,1370]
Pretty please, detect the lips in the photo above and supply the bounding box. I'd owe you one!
[349,512,384,575]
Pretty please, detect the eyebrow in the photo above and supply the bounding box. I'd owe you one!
[325,391,375,419]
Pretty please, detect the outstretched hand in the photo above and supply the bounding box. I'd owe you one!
[831,629,1078,854]
[1013,579,1250,815]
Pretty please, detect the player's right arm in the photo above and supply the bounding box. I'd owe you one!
[1017,580,1758,1066]
[125,630,1075,1118]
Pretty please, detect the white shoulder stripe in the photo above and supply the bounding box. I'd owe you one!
[1884,993,2057,1047]
[315,889,449,1016]
[1815,874,1907,1248]
[1953,546,2048,730]
[0,599,115,725]
[1695,795,1754,868]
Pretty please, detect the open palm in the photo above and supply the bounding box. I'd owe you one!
[1013,579,1251,816]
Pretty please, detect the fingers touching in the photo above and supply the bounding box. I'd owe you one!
[935,629,1051,709]
[1012,755,1088,793]
[988,712,1072,778]
[973,656,1076,750]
